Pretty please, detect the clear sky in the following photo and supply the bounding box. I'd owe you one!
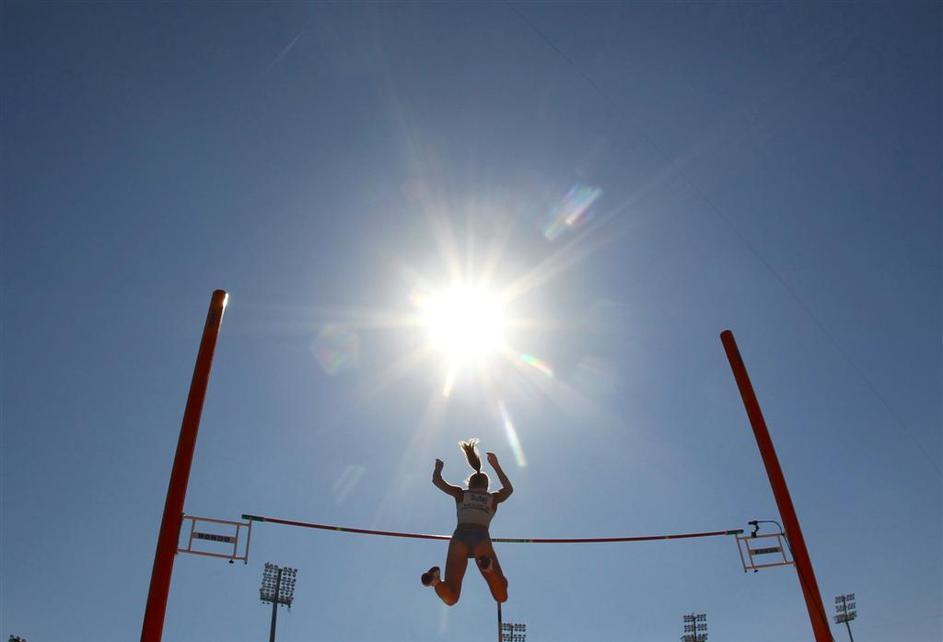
[2,2,940,642]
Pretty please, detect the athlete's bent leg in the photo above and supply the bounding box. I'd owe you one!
[435,537,469,606]
[474,541,508,603]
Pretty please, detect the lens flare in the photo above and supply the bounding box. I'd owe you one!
[331,464,365,505]
[442,365,457,398]
[498,401,527,467]
[519,353,554,378]
[572,355,618,396]
[543,184,603,241]
[313,325,360,375]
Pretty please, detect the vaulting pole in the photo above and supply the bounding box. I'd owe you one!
[141,290,229,642]
[720,330,832,642]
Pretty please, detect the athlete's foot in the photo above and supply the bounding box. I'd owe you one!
[421,566,441,587]
[476,556,492,572]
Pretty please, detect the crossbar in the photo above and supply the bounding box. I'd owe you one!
[242,514,743,544]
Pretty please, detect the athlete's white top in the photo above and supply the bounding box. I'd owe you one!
[456,489,494,528]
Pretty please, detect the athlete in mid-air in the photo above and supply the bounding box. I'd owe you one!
[421,438,512,605]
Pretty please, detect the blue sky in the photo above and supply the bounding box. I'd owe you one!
[2,2,940,642]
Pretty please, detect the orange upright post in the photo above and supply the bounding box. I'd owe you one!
[720,330,832,642]
[141,290,229,642]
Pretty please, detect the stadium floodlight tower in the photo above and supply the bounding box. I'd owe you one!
[834,593,857,642]
[500,622,526,642]
[681,613,707,642]
[260,563,297,642]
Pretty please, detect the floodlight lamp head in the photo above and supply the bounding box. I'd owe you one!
[749,520,760,537]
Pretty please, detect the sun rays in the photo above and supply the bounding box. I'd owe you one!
[288,179,616,471]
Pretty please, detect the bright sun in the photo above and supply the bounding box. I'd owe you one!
[419,285,507,363]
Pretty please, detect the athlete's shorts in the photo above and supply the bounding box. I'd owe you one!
[453,525,490,557]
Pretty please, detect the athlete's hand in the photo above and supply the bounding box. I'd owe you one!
[434,458,444,472]
[486,452,499,468]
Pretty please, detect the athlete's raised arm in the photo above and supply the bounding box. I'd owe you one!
[486,452,513,503]
[432,458,462,499]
